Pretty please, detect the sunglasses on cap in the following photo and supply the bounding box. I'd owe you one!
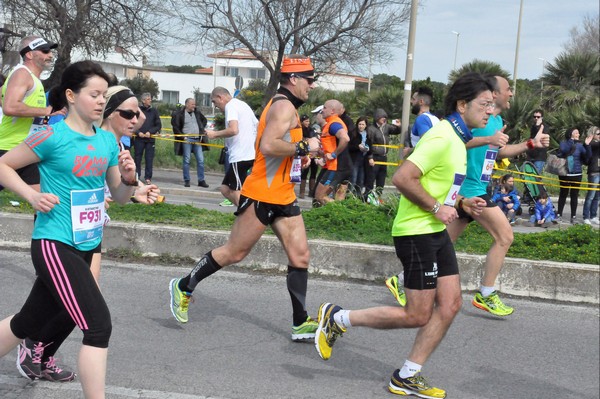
[290,73,317,85]
[116,109,140,120]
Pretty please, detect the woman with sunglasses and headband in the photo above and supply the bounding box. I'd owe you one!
[0,60,138,398]
[96,85,161,280]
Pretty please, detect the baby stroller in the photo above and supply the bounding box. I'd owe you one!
[517,161,548,214]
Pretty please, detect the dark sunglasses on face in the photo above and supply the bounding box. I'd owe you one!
[291,73,316,85]
[116,109,140,120]
[533,115,541,119]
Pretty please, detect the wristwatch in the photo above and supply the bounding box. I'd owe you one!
[429,201,441,214]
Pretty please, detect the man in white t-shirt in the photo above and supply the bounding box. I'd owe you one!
[206,87,258,206]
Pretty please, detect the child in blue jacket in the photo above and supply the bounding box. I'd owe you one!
[529,191,558,226]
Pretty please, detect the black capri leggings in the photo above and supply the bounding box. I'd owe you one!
[557,175,582,217]
[10,239,112,348]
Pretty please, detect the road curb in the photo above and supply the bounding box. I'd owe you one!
[0,212,597,305]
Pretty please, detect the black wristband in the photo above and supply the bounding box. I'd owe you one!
[295,140,309,157]
[121,173,139,186]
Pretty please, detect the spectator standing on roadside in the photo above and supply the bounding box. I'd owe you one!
[348,116,371,195]
[206,86,257,206]
[583,126,600,225]
[556,128,588,223]
[171,98,210,188]
[299,114,318,198]
[364,108,401,203]
[134,93,161,184]
[526,109,549,173]
[410,87,440,148]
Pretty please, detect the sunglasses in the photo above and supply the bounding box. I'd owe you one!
[291,73,317,85]
[533,115,542,119]
[116,109,140,120]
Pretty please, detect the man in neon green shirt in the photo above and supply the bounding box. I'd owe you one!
[0,36,62,191]
[314,73,492,399]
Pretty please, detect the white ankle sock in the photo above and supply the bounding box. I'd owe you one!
[480,285,495,297]
[333,309,352,329]
[399,359,422,378]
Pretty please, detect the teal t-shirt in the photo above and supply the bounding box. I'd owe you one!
[392,119,467,237]
[26,120,119,251]
[459,114,503,198]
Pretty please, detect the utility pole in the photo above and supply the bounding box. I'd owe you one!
[399,0,419,161]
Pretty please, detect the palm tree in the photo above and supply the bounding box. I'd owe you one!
[542,52,599,110]
[447,59,511,83]
[542,52,600,141]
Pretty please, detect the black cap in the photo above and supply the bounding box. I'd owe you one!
[300,114,310,121]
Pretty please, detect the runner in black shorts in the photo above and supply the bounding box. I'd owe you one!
[236,194,301,225]
[456,193,497,222]
[0,150,39,189]
[394,231,459,290]
[222,160,254,191]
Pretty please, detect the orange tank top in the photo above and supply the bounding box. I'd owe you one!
[241,96,302,204]
[321,115,347,170]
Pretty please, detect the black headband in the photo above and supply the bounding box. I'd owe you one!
[103,89,136,119]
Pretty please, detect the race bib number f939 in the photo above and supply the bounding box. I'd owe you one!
[70,188,104,244]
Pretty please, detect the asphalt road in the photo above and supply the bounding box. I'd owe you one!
[0,249,598,399]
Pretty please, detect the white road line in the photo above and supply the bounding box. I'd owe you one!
[0,374,226,399]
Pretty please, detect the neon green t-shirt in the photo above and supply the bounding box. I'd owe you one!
[0,65,47,151]
[392,119,467,237]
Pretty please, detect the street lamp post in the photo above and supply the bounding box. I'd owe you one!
[513,0,524,96]
[451,31,460,70]
[538,57,546,102]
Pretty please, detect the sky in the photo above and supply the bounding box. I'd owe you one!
[380,0,598,82]
[156,0,598,83]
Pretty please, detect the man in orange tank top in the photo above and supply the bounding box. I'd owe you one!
[168,55,322,343]
[313,99,349,205]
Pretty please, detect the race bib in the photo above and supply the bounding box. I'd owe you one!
[70,188,104,244]
[480,149,498,183]
[443,173,466,206]
[290,156,302,183]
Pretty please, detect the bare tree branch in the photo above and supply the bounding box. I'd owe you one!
[176,0,411,100]
[2,0,173,87]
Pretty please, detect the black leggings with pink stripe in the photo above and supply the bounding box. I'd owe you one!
[10,239,112,349]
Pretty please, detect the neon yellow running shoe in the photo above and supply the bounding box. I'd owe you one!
[389,369,446,398]
[314,303,346,361]
[169,278,192,323]
[472,291,514,316]
[291,317,318,341]
[385,275,407,307]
